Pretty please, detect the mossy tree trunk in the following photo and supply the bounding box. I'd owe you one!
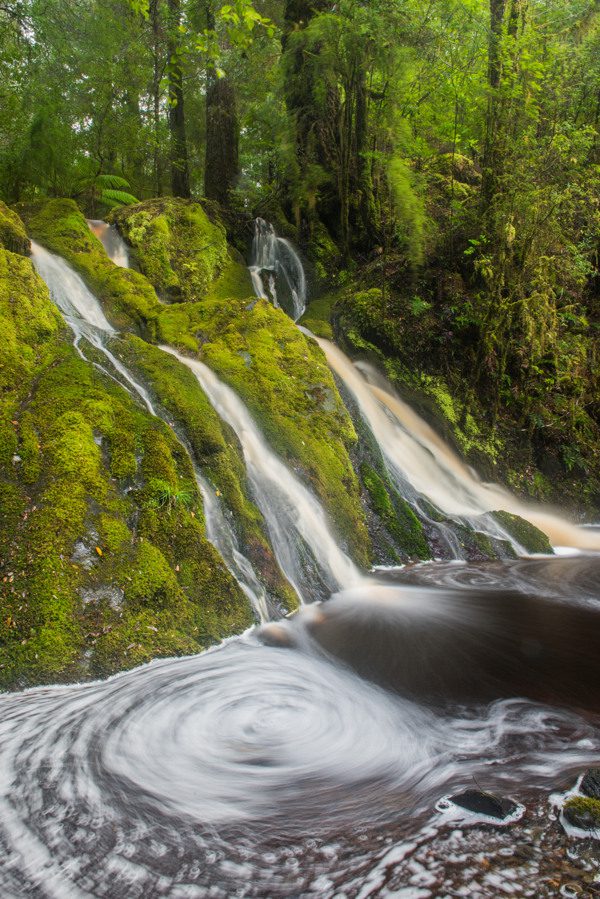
[205,72,240,205]
[167,0,191,199]
[150,0,165,196]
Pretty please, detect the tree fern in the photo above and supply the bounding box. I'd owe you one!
[74,173,139,214]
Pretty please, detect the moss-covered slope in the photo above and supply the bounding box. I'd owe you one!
[111,197,229,303]
[117,335,298,609]
[24,197,371,567]
[17,198,160,333]
[157,296,371,566]
[0,235,252,690]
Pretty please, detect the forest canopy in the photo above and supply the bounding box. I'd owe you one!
[1,0,600,498]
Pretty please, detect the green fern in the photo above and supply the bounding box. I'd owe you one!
[100,189,140,209]
[75,173,139,214]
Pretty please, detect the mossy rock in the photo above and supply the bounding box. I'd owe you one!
[306,220,342,289]
[299,291,338,340]
[16,198,160,333]
[360,463,430,560]
[491,511,553,555]
[0,201,30,255]
[157,296,372,568]
[111,198,229,303]
[564,796,600,831]
[116,334,297,612]
[0,246,252,690]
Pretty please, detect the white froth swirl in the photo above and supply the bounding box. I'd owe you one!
[101,639,436,822]
[0,638,436,833]
[1,634,599,897]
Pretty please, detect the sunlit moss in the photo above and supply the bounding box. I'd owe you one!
[111,198,229,303]
[0,228,253,690]
[17,198,160,333]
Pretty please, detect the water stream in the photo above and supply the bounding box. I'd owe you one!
[249,217,307,321]
[30,242,270,623]
[313,334,600,555]
[160,347,364,604]
[5,225,599,897]
[87,219,130,268]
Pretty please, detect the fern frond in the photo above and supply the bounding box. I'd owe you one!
[99,188,139,208]
[95,174,132,190]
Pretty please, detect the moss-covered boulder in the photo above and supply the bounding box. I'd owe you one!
[360,463,430,561]
[564,796,600,831]
[16,198,160,333]
[0,239,252,690]
[16,196,371,570]
[157,297,372,567]
[0,200,30,255]
[111,198,229,303]
[116,335,298,611]
[491,511,553,555]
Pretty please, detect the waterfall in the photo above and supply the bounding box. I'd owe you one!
[87,219,130,268]
[30,242,270,622]
[160,347,364,603]
[249,217,307,321]
[311,333,600,553]
[31,242,156,414]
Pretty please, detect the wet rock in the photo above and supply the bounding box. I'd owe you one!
[563,796,600,831]
[449,789,520,820]
[580,768,600,800]
[256,623,296,648]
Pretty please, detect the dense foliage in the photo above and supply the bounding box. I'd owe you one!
[1,0,599,503]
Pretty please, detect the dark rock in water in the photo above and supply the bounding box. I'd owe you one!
[580,768,600,800]
[449,789,519,820]
[564,796,600,831]
[256,623,296,648]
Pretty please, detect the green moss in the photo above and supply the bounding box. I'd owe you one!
[360,463,430,560]
[491,510,554,555]
[306,221,342,288]
[157,296,371,567]
[16,198,160,333]
[299,291,337,340]
[0,244,253,690]
[205,251,254,302]
[564,796,600,831]
[0,200,30,255]
[111,198,229,303]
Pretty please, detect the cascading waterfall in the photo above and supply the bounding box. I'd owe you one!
[249,217,307,321]
[30,241,270,622]
[161,347,364,603]
[31,242,156,414]
[311,334,600,554]
[3,225,600,899]
[87,219,130,268]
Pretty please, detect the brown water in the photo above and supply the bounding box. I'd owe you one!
[1,558,599,897]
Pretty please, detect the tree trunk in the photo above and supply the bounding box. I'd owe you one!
[167,0,190,198]
[481,0,507,209]
[150,0,164,196]
[205,75,239,204]
[282,0,331,239]
[355,64,376,241]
